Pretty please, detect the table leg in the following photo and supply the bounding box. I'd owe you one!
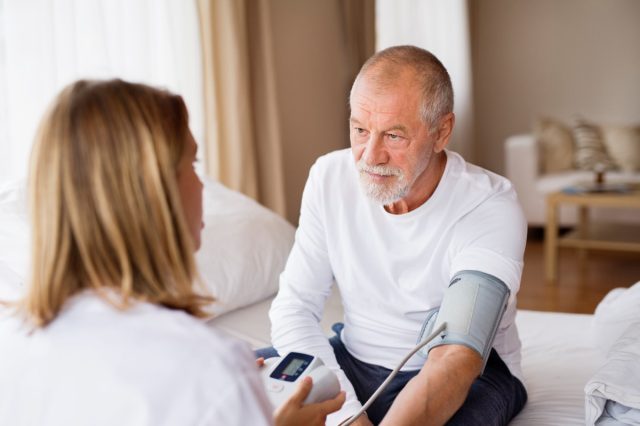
[545,195,559,283]
[578,205,588,269]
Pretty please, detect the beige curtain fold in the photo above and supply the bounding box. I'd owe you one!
[197,0,285,217]
[340,0,376,86]
[246,0,286,215]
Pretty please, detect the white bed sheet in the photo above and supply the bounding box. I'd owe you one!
[209,289,602,425]
[511,310,603,425]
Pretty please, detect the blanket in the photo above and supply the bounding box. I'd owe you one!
[585,283,640,425]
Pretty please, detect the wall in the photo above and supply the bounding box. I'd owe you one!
[471,0,640,174]
[268,0,354,224]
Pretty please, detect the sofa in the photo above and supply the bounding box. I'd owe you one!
[505,128,640,227]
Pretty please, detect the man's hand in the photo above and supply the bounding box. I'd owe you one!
[274,376,346,426]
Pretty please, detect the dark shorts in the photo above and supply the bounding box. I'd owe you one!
[256,323,527,425]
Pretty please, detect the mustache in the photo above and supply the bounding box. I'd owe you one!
[356,159,403,177]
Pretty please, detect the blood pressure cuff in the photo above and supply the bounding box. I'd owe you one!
[417,270,510,373]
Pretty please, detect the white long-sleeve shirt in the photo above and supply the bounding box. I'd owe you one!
[0,289,273,425]
[269,149,527,423]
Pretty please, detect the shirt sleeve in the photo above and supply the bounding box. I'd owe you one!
[450,188,527,303]
[269,161,363,424]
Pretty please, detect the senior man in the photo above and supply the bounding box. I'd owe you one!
[265,45,528,425]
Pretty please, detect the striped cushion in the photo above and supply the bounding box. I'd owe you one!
[572,120,618,171]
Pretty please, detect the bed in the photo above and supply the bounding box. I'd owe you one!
[2,177,638,425]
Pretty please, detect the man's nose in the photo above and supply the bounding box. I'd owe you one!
[363,135,388,165]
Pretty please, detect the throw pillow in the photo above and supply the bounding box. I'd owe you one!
[534,118,574,173]
[572,119,618,171]
[600,125,640,172]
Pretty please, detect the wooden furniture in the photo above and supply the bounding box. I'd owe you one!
[506,134,640,227]
[545,188,640,282]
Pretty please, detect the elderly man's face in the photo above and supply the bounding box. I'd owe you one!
[349,73,436,206]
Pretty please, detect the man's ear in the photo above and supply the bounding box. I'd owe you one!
[433,112,455,153]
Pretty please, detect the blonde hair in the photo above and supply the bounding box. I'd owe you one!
[24,79,212,326]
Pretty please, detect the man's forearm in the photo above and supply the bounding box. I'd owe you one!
[379,345,482,426]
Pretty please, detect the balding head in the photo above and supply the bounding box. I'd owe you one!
[350,45,453,130]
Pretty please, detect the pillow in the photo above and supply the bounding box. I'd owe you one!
[572,119,618,171]
[0,179,30,280]
[585,318,640,425]
[0,261,24,302]
[534,117,574,173]
[196,178,295,316]
[0,177,295,316]
[600,125,640,172]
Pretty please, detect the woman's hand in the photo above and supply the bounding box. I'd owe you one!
[274,376,346,426]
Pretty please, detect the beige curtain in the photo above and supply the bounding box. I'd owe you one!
[197,0,286,216]
[340,0,376,88]
[197,0,374,219]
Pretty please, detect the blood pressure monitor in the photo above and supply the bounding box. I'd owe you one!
[260,352,341,408]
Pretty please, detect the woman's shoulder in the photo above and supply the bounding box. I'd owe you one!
[5,290,253,369]
[78,291,250,355]
[1,290,258,386]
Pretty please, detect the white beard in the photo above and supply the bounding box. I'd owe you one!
[356,159,409,205]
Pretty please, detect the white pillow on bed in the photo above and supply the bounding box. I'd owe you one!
[0,177,294,316]
[196,178,294,316]
[0,179,30,280]
[0,261,23,301]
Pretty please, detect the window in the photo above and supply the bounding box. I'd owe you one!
[0,0,204,186]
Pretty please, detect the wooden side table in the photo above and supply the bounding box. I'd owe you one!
[545,188,640,282]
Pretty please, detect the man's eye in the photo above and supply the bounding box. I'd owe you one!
[355,127,366,134]
[387,133,400,140]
